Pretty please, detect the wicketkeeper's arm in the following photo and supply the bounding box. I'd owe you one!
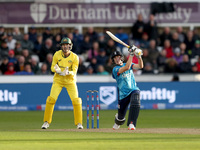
[68,55,79,76]
[62,55,79,76]
[51,54,65,75]
[51,54,57,73]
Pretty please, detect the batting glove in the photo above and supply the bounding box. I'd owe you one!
[128,45,137,56]
[134,48,143,58]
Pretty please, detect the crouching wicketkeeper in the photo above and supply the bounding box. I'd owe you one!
[41,37,83,129]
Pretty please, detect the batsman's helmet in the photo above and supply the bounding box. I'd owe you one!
[111,51,124,63]
[60,37,73,50]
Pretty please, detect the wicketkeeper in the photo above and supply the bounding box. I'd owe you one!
[111,46,143,130]
[41,37,83,129]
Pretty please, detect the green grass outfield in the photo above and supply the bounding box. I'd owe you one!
[0,109,200,150]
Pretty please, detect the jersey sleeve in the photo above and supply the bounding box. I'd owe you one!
[131,63,135,70]
[51,52,58,72]
[69,54,79,75]
[112,66,120,79]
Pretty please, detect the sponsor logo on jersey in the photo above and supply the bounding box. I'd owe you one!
[121,72,131,78]
[68,60,72,64]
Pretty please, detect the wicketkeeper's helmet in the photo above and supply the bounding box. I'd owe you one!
[111,51,124,63]
[60,37,73,50]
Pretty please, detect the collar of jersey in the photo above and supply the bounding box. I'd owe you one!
[116,63,123,66]
[61,51,71,58]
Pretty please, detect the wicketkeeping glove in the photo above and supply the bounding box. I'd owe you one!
[62,67,69,75]
[54,64,66,76]
[128,45,137,56]
[54,64,62,73]
[134,48,143,58]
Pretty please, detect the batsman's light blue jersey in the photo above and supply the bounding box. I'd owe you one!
[112,63,140,100]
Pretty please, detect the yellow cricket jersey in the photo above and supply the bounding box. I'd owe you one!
[51,50,79,84]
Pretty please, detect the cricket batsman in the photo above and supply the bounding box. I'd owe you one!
[111,46,143,130]
[41,37,83,129]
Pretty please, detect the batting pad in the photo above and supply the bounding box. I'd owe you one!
[43,96,56,124]
[72,98,82,125]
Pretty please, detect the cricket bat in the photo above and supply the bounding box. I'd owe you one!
[106,31,130,48]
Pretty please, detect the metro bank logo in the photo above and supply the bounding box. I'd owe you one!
[30,3,47,23]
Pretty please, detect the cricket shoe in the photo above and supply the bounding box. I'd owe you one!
[128,124,136,130]
[113,123,120,130]
[41,121,49,129]
[77,123,83,129]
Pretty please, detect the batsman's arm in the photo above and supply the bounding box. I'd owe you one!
[133,57,144,69]
[118,55,133,74]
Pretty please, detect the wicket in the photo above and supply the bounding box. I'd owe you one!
[86,90,99,129]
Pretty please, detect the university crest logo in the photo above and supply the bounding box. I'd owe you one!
[30,3,47,23]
